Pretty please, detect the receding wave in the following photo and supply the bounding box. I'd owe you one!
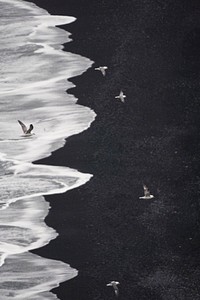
[0,0,96,298]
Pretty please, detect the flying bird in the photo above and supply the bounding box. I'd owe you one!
[106,281,120,297]
[95,66,108,76]
[18,120,34,136]
[115,90,126,103]
[139,184,154,199]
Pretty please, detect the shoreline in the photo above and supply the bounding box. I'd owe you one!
[26,1,200,299]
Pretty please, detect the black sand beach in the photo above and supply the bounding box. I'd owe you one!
[26,1,200,299]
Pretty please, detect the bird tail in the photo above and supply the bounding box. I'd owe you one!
[115,289,119,297]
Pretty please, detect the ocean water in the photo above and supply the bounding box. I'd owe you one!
[0,0,96,299]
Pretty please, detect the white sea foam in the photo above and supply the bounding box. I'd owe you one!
[0,0,96,298]
[0,252,77,299]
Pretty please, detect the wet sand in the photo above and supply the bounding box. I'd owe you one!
[26,0,200,299]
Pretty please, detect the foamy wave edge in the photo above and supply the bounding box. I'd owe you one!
[0,0,96,298]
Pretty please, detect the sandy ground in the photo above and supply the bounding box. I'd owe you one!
[27,1,200,299]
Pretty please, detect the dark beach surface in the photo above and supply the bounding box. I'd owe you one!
[26,1,200,299]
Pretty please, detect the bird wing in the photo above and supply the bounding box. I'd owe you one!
[18,120,27,134]
[107,283,112,286]
[119,91,123,97]
[95,67,100,71]
[26,124,34,134]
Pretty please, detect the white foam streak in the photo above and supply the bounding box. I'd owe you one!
[0,0,49,16]
[0,252,77,299]
[0,159,92,206]
[0,195,56,257]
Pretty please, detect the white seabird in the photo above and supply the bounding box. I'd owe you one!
[115,90,126,103]
[139,184,154,199]
[95,66,108,76]
[18,120,34,136]
[106,281,120,297]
